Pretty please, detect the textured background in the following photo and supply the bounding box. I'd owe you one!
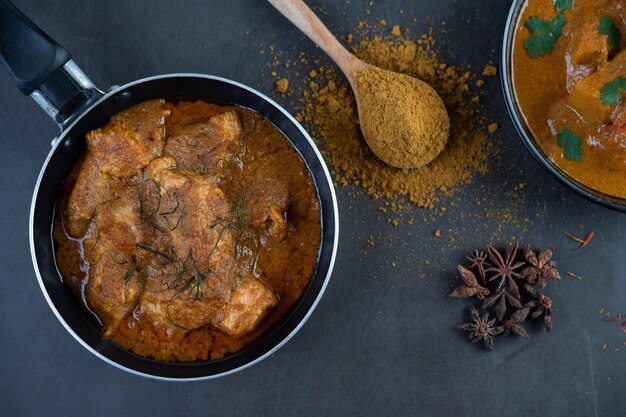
[0,0,624,416]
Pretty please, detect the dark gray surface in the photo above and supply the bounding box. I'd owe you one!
[0,0,624,416]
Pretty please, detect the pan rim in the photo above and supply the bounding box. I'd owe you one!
[29,72,339,381]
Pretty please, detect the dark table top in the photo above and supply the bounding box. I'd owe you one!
[1,0,624,416]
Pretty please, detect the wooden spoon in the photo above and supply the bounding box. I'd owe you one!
[267,0,450,169]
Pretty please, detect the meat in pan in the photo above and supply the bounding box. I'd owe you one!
[54,99,320,361]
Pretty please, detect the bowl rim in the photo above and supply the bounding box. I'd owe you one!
[29,73,340,381]
[500,0,626,213]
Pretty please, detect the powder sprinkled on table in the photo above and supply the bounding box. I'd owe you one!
[297,33,492,208]
[276,77,289,93]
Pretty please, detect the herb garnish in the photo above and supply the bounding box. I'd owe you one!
[553,0,573,13]
[135,242,175,262]
[600,77,626,107]
[135,185,145,222]
[523,15,566,58]
[523,0,573,58]
[123,256,138,283]
[158,191,184,231]
[598,16,620,48]
[556,125,583,161]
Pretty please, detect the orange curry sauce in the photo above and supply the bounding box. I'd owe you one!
[513,0,626,197]
[53,100,321,361]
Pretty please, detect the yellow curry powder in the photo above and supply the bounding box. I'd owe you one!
[295,33,492,208]
[354,66,450,169]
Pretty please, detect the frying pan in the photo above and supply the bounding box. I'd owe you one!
[0,0,338,380]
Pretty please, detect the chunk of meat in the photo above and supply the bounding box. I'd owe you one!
[86,124,153,177]
[140,159,278,335]
[83,188,144,332]
[65,155,120,237]
[245,161,291,240]
[144,155,178,179]
[612,101,626,127]
[111,99,170,158]
[160,172,234,275]
[249,183,289,240]
[565,0,610,90]
[165,111,242,174]
[87,253,143,335]
[596,102,626,170]
[140,159,241,330]
[599,126,626,170]
[212,275,278,337]
[606,0,626,51]
[567,50,626,125]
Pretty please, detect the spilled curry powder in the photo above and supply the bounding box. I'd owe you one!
[296,34,492,208]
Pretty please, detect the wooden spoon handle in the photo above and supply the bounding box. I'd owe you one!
[267,0,365,78]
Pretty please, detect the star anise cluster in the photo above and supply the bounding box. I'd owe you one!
[451,243,561,351]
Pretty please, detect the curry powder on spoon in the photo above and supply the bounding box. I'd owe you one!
[354,66,450,169]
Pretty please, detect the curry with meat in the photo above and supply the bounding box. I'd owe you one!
[513,0,626,197]
[53,99,321,361]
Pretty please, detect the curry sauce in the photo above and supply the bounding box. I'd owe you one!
[53,99,321,361]
[513,0,626,197]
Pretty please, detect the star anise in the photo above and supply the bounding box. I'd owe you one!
[449,265,490,300]
[522,283,554,332]
[496,307,530,338]
[466,250,489,285]
[482,287,524,321]
[520,248,561,288]
[458,305,503,351]
[485,243,525,298]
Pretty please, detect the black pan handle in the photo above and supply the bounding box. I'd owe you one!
[0,0,102,130]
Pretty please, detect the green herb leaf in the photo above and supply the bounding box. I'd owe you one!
[557,125,583,161]
[554,0,574,12]
[600,77,626,107]
[123,257,138,283]
[524,15,566,58]
[598,16,620,48]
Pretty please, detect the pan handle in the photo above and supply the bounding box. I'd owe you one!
[0,0,102,130]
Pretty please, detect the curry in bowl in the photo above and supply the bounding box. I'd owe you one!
[54,99,321,361]
[513,0,625,198]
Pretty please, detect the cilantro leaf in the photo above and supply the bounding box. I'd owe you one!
[600,77,626,107]
[557,125,583,161]
[525,16,545,32]
[524,15,566,58]
[598,16,620,48]
[554,0,574,12]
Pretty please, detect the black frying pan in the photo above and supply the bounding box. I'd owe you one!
[0,0,338,380]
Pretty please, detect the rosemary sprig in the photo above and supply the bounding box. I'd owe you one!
[158,191,185,231]
[181,119,201,127]
[135,185,145,222]
[123,256,138,283]
[189,252,210,300]
[89,220,100,254]
[172,274,195,298]
[135,242,175,262]
[147,179,163,218]
[204,224,229,268]
[106,250,127,265]
[206,143,222,155]
[210,216,222,229]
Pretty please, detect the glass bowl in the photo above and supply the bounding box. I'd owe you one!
[500,0,626,212]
